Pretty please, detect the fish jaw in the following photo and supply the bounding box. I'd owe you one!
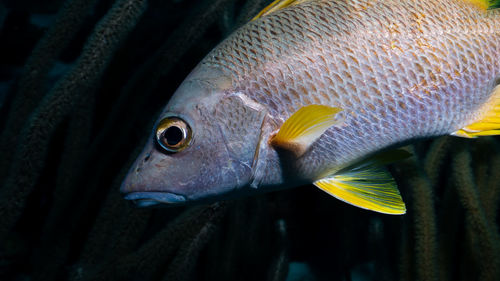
[124,192,187,207]
[119,140,192,206]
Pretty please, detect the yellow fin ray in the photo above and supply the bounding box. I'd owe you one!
[314,166,406,215]
[270,105,342,157]
[252,0,310,20]
[467,130,500,136]
[453,85,500,138]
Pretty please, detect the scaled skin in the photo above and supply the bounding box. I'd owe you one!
[121,0,500,205]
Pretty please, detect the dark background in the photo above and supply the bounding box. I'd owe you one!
[0,0,499,280]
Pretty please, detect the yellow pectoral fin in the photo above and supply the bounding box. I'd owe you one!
[453,85,500,138]
[314,167,406,215]
[252,0,310,20]
[270,105,343,157]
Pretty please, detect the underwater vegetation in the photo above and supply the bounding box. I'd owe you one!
[0,0,499,280]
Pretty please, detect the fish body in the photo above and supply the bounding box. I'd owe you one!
[121,0,500,213]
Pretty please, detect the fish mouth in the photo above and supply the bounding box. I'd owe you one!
[124,192,187,207]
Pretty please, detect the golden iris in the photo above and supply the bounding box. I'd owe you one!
[155,117,192,152]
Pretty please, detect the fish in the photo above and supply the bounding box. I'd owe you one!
[120,0,500,214]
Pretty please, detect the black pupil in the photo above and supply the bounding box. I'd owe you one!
[164,126,183,146]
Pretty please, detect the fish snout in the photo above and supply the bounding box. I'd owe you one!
[120,148,190,207]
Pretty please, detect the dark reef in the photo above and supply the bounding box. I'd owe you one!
[0,0,499,280]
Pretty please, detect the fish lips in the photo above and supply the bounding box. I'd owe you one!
[124,192,187,207]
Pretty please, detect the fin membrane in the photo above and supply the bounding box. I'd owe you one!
[252,0,309,20]
[453,85,500,138]
[465,0,500,10]
[270,105,343,157]
[314,166,406,215]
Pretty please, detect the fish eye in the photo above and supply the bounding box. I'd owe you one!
[155,117,192,153]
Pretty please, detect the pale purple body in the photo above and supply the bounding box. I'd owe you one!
[121,0,500,205]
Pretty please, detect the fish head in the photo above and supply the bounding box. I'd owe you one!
[121,65,277,207]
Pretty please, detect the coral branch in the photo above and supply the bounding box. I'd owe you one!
[267,219,289,281]
[0,0,100,180]
[72,203,227,281]
[0,0,147,242]
[423,136,452,187]
[452,145,500,281]
[399,154,438,281]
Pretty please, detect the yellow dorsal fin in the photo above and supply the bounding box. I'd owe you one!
[464,0,500,10]
[252,0,309,20]
[270,105,343,157]
[453,85,500,138]
[314,165,406,215]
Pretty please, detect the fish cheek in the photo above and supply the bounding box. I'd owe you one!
[140,120,236,199]
[171,95,269,200]
[150,94,269,201]
[211,95,268,180]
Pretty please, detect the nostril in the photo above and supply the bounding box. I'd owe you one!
[144,152,151,162]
